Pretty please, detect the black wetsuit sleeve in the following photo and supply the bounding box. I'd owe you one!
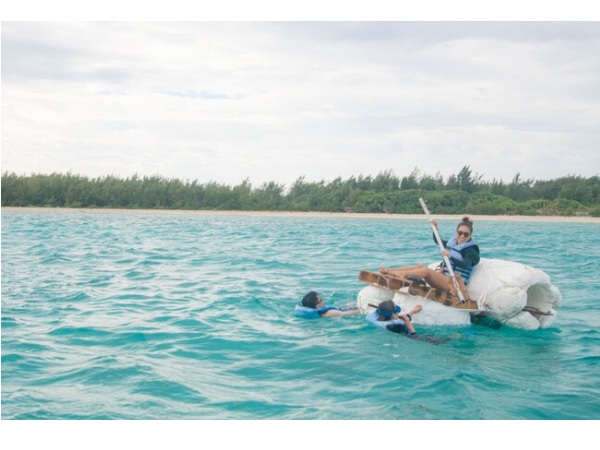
[385,323,409,335]
[452,245,480,269]
[433,232,447,248]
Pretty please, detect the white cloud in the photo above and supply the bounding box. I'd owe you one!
[2,21,599,187]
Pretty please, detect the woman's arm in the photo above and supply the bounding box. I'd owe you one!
[321,309,361,318]
[399,315,417,334]
[433,232,447,248]
[451,245,480,269]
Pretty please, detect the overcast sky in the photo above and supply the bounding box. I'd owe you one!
[2,19,599,188]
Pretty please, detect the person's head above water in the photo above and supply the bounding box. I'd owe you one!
[375,300,401,321]
[302,291,324,309]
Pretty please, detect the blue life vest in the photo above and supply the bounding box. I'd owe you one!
[440,237,479,284]
[365,311,411,335]
[365,311,408,332]
[294,305,339,319]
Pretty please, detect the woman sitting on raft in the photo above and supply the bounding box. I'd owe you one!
[380,216,480,299]
[372,300,423,335]
[300,291,361,318]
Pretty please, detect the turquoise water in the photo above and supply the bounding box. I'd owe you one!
[2,210,599,420]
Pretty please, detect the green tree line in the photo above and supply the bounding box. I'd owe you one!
[2,166,599,216]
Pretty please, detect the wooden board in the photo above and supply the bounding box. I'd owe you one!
[358,269,480,310]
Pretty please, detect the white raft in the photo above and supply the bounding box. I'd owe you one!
[357,258,562,330]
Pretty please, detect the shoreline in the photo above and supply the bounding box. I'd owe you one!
[2,206,599,223]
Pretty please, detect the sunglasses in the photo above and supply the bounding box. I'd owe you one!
[457,231,471,238]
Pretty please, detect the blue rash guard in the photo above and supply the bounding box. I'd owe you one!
[434,234,480,284]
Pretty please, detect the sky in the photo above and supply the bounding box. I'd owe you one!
[2,10,600,189]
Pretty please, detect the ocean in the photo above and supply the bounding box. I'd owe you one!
[2,209,599,424]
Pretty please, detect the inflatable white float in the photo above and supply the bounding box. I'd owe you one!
[357,258,562,330]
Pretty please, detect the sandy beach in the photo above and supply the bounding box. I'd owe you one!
[2,206,599,223]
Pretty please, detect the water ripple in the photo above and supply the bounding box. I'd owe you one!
[2,210,600,419]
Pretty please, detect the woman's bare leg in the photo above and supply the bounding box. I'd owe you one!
[381,265,451,292]
[380,265,423,274]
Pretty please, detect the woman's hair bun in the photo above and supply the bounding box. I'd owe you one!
[459,216,473,232]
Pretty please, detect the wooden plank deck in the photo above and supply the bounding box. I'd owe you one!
[358,269,480,310]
